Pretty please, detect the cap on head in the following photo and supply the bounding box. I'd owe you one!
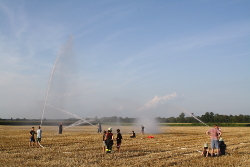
[108,127,112,131]
[219,138,224,141]
[204,143,208,147]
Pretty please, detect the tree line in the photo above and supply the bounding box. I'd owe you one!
[1,112,249,124]
[95,112,250,123]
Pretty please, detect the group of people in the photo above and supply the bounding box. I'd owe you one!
[29,123,62,147]
[100,125,143,153]
[202,124,227,157]
[29,126,42,147]
[30,123,228,157]
[29,124,228,157]
[102,127,123,153]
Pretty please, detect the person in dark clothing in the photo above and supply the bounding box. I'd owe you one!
[29,127,36,146]
[116,129,122,153]
[59,123,63,134]
[141,125,145,135]
[105,127,113,153]
[130,131,136,138]
[219,138,227,155]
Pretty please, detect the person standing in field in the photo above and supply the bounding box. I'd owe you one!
[97,123,102,133]
[36,126,42,146]
[206,125,222,156]
[59,123,63,134]
[29,127,36,146]
[116,129,122,153]
[141,125,145,135]
[105,127,114,153]
[102,130,107,153]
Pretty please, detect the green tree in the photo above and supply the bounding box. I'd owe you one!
[209,112,214,123]
[166,117,177,123]
[243,115,250,123]
[178,113,186,123]
[200,112,210,123]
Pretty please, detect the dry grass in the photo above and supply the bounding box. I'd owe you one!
[0,125,249,167]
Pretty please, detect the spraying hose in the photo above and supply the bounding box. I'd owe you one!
[37,141,44,148]
[40,46,63,126]
[47,103,94,126]
[176,106,210,127]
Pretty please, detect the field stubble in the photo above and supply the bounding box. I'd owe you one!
[0,125,249,167]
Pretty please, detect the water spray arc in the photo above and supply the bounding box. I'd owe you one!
[47,103,94,126]
[40,46,63,126]
[65,119,84,129]
[176,106,210,127]
[64,119,94,129]
[37,141,44,148]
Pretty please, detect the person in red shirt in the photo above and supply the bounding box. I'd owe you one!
[206,125,222,156]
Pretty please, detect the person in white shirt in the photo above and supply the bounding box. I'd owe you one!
[36,126,42,145]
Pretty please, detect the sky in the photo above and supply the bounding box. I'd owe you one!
[0,0,249,120]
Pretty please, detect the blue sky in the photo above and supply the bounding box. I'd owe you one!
[0,0,249,119]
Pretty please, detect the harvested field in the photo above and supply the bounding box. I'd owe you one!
[0,125,249,166]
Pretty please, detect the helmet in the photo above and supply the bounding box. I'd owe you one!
[219,138,224,141]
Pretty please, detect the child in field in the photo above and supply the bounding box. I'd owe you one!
[102,130,107,153]
[29,127,36,146]
[116,129,122,153]
[219,138,227,155]
[130,131,136,138]
[201,143,211,157]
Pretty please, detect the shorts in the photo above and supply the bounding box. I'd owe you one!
[30,137,35,142]
[103,141,106,147]
[117,143,121,148]
[37,138,41,142]
[211,139,219,149]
